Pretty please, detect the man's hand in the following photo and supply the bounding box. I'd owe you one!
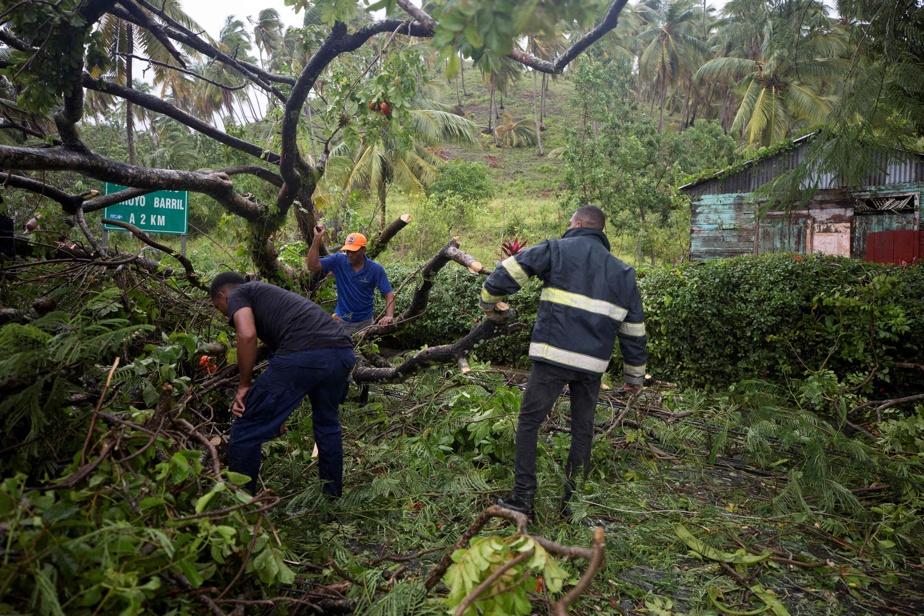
[232,385,250,417]
[378,315,394,326]
[314,223,327,238]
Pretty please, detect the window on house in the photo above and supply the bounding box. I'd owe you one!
[854,194,917,214]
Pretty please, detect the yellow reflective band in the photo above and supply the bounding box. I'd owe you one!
[481,288,506,304]
[624,363,646,377]
[619,321,646,337]
[540,288,628,322]
[529,342,610,373]
[502,256,529,288]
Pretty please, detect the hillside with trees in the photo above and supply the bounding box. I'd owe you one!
[1,0,923,614]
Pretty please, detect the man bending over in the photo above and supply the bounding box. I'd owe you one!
[210,272,355,495]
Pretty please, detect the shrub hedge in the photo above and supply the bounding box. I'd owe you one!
[383,255,923,391]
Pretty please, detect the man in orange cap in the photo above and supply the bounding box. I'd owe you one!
[306,224,395,335]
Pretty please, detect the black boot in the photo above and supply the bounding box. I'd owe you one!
[496,490,535,520]
[559,481,575,521]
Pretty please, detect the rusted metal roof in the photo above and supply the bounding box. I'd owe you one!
[680,135,924,198]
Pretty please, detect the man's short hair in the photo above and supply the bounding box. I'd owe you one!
[210,271,246,299]
[573,205,606,230]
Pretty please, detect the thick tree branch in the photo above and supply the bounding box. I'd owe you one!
[508,0,630,73]
[352,318,524,382]
[0,144,265,220]
[0,173,84,213]
[367,213,411,259]
[278,20,430,210]
[133,0,293,95]
[82,74,281,165]
[396,0,436,30]
[113,1,187,69]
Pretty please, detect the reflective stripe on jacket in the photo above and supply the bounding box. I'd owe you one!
[481,227,647,383]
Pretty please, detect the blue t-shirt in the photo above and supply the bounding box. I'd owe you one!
[319,252,393,322]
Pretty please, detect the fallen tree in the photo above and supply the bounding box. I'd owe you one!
[0,0,631,283]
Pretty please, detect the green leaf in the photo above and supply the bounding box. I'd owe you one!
[464,25,484,49]
[674,524,770,564]
[176,559,204,588]
[749,585,792,616]
[194,491,216,514]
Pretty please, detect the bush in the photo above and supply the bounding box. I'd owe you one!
[386,254,923,395]
[640,254,924,391]
[428,160,494,209]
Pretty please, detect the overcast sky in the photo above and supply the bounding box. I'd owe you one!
[181,1,304,39]
[181,1,836,41]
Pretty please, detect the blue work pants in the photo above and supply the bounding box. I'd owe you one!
[229,347,355,495]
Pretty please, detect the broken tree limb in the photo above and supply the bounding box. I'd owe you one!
[401,237,484,318]
[102,218,207,291]
[445,241,489,274]
[543,527,606,616]
[453,549,535,616]
[353,318,524,383]
[424,505,606,615]
[352,237,489,340]
[424,505,529,591]
[367,213,411,260]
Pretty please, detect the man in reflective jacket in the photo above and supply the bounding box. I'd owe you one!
[480,205,648,519]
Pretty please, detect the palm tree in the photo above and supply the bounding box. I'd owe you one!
[251,9,284,69]
[89,3,204,162]
[189,17,259,125]
[695,0,848,146]
[322,100,478,228]
[637,0,709,132]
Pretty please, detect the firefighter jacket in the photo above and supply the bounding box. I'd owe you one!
[480,227,647,384]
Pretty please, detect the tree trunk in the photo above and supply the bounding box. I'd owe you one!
[540,73,548,123]
[460,51,469,96]
[125,25,136,167]
[657,78,667,132]
[532,70,543,157]
[378,179,387,229]
[488,84,497,145]
[681,83,692,128]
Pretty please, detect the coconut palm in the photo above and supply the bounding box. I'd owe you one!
[252,9,284,68]
[88,3,204,162]
[695,0,848,146]
[637,0,709,131]
[189,17,259,125]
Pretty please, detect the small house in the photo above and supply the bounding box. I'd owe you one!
[680,135,924,264]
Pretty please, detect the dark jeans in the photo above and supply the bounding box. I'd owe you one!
[229,347,356,495]
[513,360,602,495]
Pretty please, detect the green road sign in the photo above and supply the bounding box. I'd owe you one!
[103,183,188,235]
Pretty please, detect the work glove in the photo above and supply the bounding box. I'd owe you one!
[481,301,511,324]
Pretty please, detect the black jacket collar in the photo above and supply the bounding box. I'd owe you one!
[562,227,611,252]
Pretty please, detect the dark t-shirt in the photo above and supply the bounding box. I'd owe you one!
[226,281,351,354]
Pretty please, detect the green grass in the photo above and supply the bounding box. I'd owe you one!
[260,367,924,615]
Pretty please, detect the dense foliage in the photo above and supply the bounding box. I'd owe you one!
[641,255,924,392]
[384,255,924,398]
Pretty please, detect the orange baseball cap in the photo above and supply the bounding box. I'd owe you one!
[341,232,367,251]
